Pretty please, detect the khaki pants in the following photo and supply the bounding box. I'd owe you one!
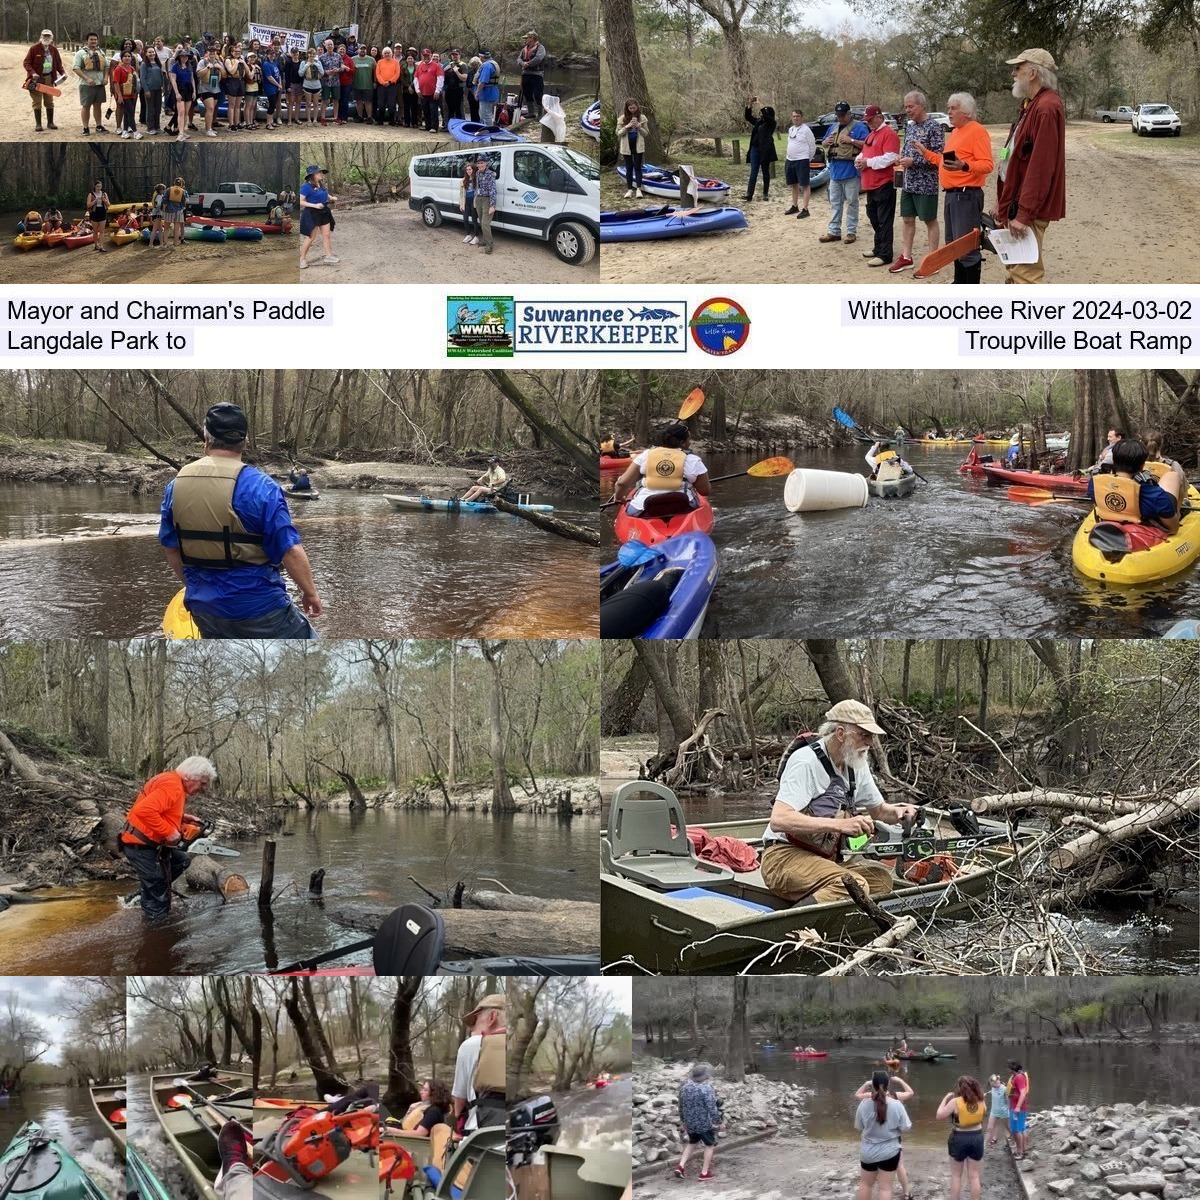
[1003,219,1048,285]
[761,843,895,904]
[30,85,54,111]
[475,192,494,249]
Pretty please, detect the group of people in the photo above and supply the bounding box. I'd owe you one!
[22,28,549,139]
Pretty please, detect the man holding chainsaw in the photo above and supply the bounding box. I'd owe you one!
[23,31,65,132]
[120,755,216,919]
[452,993,506,1131]
[760,700,920,905]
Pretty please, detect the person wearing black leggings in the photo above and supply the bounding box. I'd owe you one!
[617,99,649,199]
[745,99,778,201]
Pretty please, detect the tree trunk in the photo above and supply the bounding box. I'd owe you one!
[483,370,596,477]
[479,640,515,812]
[183,858,250,898]
[602,0,665,162]
[383,976,422,1112]
[271,369,284,450]
[726,979,748,1081]
[804,640,858,704]
[283,980,347,1095]
[635,641,694,751]
[601,652,649,736]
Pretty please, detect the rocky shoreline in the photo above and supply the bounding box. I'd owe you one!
[1021,1102,1200,1199]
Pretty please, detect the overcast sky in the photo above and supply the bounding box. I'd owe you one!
[0,977,73,1063]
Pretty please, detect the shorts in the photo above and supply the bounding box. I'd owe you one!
[288,83,304,96]
[299,207,333,237]
[861,1152,901,1174]
[322,82,339,100]
[685,1130,716,1147]
[175,82,195,102]
[224,78,244,96]
[948,1131,984,1163]
[901,190,938,221]
[79,82,106,106]
[1008,1111,1027,1134]
[785,160,811,187]
[354,87,373,102]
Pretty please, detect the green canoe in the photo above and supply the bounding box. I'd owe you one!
[125,1144,172,1200]
[0,1120,109,1200]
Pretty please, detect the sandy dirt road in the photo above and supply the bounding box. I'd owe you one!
[600,124,1200,285]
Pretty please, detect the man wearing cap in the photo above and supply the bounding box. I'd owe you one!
[760,701,919,905]
[414,47,444,132]
[444,49,468,122]
[855,105,900,267]
[24,30,64,132]
[518,31,547,120]
[471,154,498,254]
[995,49,1065,284]
[462,455,508,502]
[452,994,506,1131]
[158,403,323,639]
[819,102,868,246]
[475,49,500,125]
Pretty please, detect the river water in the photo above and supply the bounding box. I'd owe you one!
[0,807,599,975]
[643,1040,1187,1147]
[600,448,1199,637]
[0,482,600,639]
[0,1083,124,1199]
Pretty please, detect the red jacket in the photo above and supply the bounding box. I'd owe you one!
[338,54,354,86]
[997,87,1066,225]
[413,59,442,97]
[24,42,65,81]
[860,123,900,191]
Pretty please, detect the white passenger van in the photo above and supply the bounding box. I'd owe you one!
[408,143,599,266]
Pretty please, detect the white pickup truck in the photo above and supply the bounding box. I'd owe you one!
[189,182,278,217]
[1094,105,1134,122]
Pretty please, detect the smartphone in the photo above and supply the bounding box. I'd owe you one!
[942,150,958,163]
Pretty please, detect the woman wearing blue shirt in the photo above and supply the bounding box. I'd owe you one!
[299,164,339,269]
[261,49,281,129]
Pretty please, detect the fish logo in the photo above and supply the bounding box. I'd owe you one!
[629,307,678,320]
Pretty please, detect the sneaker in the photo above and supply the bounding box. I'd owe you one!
[867,257,888,267]
[623,189,634,199]
[322,255,340,264]
[176,133,189,141]
[783,205,798,215]
[818,233,840,243]
[698,1172,715,1182]
[133,131,143,140]
[889,256,914,273]
[843,233,856,244]
[862,249,875,258]
[120,130,130,139]
[95,125,108,133]
[206,130,217,137]
[299,259,309,269]
[82,127,90,134]
[468,237,479,245]
[798,208,810,218]
[673,1167,686,1179]
[634,189,644,198]
[463,234,472,242]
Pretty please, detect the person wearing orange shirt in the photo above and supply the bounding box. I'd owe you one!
[119,755,215,919]
[374,47,401,126]
[916,92,994,284]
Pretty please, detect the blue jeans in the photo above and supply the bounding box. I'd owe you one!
[827,174,861,236]
[747,147,773,198]
[339,83,352,121]
[479,99,496,124]
[123,842,190,920]
[191,602,317,640]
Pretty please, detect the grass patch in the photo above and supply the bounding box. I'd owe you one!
[1083,122,1196,149]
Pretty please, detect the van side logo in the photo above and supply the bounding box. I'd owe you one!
[522,190,539,204]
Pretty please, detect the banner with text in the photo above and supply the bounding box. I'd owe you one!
[246,22,310,52]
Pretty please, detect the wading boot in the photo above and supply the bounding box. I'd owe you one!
[46,105,57,129]
[34,111,43,132]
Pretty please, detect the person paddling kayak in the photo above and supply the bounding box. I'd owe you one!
[612,422,710,516]
[287,466,313,492]
[461,456,508,503]
[119,756,215,920]
[1086,437,1183,536]
[865,441,914,481]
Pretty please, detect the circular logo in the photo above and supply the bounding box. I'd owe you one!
[1103,492,1128,513]
[654,459,677,477]
[689,297,750,356]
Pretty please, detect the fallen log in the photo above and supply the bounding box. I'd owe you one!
[490,496,600,545]
[467,889,593,913]
[183,857,250,899]
[820,916,918,977]
[1049,787,1200,872]
[331,900,600,956]
[970,790,1141,818]
[1043,861,1143,910]
[0,730,44,782]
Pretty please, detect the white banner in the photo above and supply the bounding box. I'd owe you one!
[246,22,310,52]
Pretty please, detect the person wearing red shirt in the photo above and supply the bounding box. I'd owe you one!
[111,51,142,138]
[23,30,65,132]
[337,44,354,123]
[855,105,901,268]
[414,48,443,132]
[119,755,215,919]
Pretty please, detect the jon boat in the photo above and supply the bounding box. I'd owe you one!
[88,1082,127,1152]
[0,1120,108,1200]
[600,782,1033,973]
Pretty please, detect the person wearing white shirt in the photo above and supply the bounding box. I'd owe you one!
[784,109,817,218]
[451,993,506,1132]
[612,422,710,517]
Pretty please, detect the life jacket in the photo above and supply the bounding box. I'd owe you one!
[85,50,104,72]
[472,1029,505,1097]
[168,185,186,203]
[875,449,898,462]
[1092,473,1143,524]
[876,459,903,483]
[775,737,855,861]
[600,438,616,453]
[953,1098,985,1132]
[171,456,271,569]
[642,447,687,492]
[25,212,41,232]
[829,123,858,161]
[118,70,135,97]
[399,1101,428,1131]
[1144,459,1172,481]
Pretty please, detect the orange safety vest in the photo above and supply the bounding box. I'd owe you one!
[642,447,687,492]
[1093,474,1142,524]
[121,771,187,846]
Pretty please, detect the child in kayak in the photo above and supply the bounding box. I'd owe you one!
[675,1063,723,1182]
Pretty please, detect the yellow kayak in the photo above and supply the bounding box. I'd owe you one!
[162,590,201,639]
[110,229,141,245]
[13,232,45,251]
[1072,485,1200,585]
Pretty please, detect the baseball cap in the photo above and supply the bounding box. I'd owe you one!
[834,100,851,115]
[464,993,505,1022]
[40,29,53,37]
[825,699,885,736]
[203,403,248,444]
[864,104,883,119]
[1006,48,1056,69]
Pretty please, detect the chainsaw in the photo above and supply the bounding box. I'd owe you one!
[180,819,241,858]
[850,806,1009,861]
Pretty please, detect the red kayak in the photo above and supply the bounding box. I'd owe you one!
[613,494,715,546]
[600,454,632,473]
[980,464,1088,494]
[790,1051,828,1060]
[188,215,292,234]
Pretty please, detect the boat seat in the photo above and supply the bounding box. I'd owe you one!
[544,1147,630,1200]
[639,491,695,518]
[419,1126,505,1200]
[607,781,733,890]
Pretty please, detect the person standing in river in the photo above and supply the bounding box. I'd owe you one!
[157,402,323,639]
[1006,1060,1030,1158]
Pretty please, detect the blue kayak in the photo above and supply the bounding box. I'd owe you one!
[601,206,747,242]
[447,118,525,144]
[599,531,718,639]
[141,226,226,242]
[190,223,262,241]
[616,163,731,201]
[581,100,600,139]
[384,493,554,514]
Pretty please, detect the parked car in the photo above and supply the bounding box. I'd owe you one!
[1131,103,1182,136]
[808,106,900,140]
[408,143,599,265]
[1095,105,1135,122]
[190,182,278,217]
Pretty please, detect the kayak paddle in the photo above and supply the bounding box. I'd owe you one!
[0,1132,50,1200]
[678,387,705,419]
[833,408,929,483]
[1006,486,1088,506]
[708,455,794,483]
[617,539,658,567]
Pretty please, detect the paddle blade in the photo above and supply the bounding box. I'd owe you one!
[1006,486,1085,506]
[678,388,705,419]
[617,539,657,567]
[832,406,858,431]
[746,457,795,477]
[372,904,446,975]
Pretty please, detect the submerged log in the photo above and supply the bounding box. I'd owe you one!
[1049,787,1200,872]
[467,889,593,913]
[490,496,600,545]
[184,857,250,899]
[331,900,600,957]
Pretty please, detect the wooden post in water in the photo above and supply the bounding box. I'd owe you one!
[259,839,276,908]
[308,868,325,896]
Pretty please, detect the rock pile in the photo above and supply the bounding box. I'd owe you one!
[1025,1102,1200,1200]
[631,1060,809,1168]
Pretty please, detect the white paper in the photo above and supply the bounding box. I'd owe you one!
[989,226,1040,265]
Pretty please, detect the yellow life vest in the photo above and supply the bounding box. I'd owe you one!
[1093,474,1142,524]
[600,438,616,454]
[472,1030,505,1096]
[954,1098,985,1131]
[875,449,898,461]
[399,1102,428,1131]
[171,456,271,568]
[168,185,186,203]
[119,72,135,96]
[642,447,687,491]
[1144,459,1171,481]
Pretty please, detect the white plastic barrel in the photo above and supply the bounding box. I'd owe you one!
[784,468,869,513]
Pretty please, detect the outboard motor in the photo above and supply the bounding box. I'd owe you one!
[506,1095,559,1168]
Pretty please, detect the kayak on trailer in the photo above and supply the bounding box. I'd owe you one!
[187,216,292,234]
[600,453,633,472]
[126,1144,173,1200]
[616,163,731,201]
[447,118,525,143]
[599,531,718,640]
[0,1120,110,1200]
[163,590,200,639]
[613,494,715,546]
[1072,486,1200,586]
[867,473,917,499]
[581,100,601,139]
[383,493,554,514]
[979,463,1088,493]
[600,205,747,242]
[790,1051,829,1060]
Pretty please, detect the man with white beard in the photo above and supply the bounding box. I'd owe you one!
[759,700,920,904]
[995,48,1066,284]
